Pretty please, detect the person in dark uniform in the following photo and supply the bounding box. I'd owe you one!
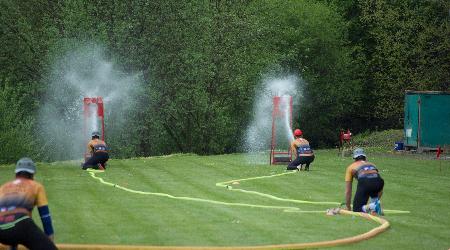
[0,158,57,250]
[344,148,384,215]
[287,129,315,171]
[82,131,109,170]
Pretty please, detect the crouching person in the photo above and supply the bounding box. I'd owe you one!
[0,157,57,250]
[82,131,109,170]
[344,148,384,215]
[287,129,315,171]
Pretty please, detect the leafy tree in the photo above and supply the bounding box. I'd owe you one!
[140,1,276,155]
[0,83,37,163]
[2,0,446,162]
[325,0,450,129]
[252,0,363,147]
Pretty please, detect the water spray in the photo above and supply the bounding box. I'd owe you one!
[37,44,143,161]
[244,75,301,165]
[83,97,105,160]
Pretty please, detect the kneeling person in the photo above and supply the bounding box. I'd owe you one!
[82,131,109,170]
[344,148,384,215]
[287,129,315,171]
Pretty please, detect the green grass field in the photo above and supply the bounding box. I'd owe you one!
[1,150,449,249]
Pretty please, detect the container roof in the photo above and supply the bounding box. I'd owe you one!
[405,90,450,95]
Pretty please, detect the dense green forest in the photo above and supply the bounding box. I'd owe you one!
[0,0,449,163]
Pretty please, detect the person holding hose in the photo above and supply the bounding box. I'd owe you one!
[287,129,315,171]
[344,148,384,215]
[82,131,109,170]
[0,157,57,250]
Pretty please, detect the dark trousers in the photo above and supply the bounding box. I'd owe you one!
[353,176,384,212]
[83,152,109,169]
[0,217,57,250]
[287,155,315,170]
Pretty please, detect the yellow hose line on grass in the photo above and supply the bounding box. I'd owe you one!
[88,171,311,211]
[88,169,409,214]
[216,172,341,205]
[1,211,390,250]
[59,212,388,249]
[30,169,402,250]
[216,171,409,214]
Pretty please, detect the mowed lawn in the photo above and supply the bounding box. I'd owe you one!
[0,150,449,249]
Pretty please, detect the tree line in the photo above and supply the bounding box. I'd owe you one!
[0,0,448,163]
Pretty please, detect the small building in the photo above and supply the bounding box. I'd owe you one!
[404,91,450,151]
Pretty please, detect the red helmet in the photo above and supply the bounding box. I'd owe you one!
[294,129,303,136]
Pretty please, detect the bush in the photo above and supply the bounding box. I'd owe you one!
[351,129,404,151]
[0,85,38,164]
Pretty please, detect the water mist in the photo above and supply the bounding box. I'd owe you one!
[243,75,302,165]
[37,45,143,161]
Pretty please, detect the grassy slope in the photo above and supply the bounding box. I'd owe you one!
[0,150,449,249]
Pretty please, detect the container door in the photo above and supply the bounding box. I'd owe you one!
[404,94,419,147]
[421,94,450,148]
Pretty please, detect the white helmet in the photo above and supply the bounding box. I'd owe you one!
[352,148,366,159]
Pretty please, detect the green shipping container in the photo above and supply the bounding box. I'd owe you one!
[404,91,450,150]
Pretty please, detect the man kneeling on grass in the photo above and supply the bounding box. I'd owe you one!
[82,131,109,170]
[344,148,384,215]
[287,129,315,171]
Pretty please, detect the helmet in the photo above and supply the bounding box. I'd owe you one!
[294,129,303,136]
[91,131,101,137]
[352,148,366,159]
[15,157,36,174]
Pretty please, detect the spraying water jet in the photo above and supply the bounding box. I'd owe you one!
[244,75,302,165]
[83,97,105,161]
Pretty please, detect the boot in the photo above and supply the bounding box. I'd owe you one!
[97,163,105,170]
